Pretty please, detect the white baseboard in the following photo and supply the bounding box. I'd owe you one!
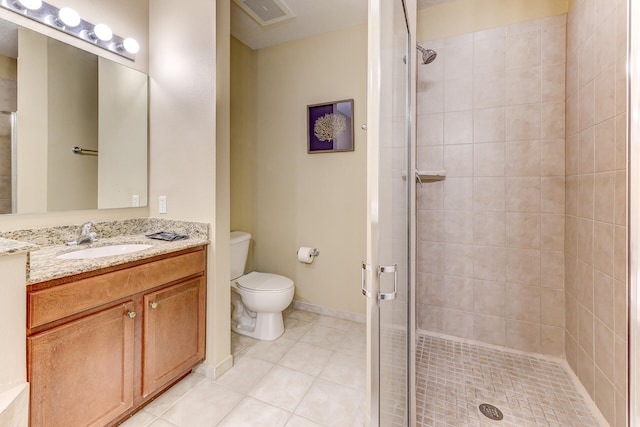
[293,301,365,323]
[0,383,28,427]
[194,354,234,380]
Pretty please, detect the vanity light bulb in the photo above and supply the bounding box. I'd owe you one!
[122,38,139,54]
[16,0,42,10]
[58,8,80,27]
[93,24,112,42]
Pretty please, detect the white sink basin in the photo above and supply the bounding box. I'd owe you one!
[56,244,153,260]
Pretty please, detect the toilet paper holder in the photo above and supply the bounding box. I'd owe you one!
[297,248,320,257]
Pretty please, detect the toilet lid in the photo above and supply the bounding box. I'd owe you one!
[236,271,294,292]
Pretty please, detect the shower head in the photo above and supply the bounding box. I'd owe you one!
[416,45,437,64]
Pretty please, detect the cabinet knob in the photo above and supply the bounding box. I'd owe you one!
[149,302,158,309]
[127,311,137,319]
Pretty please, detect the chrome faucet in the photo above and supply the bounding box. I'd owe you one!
[66,221,98,246]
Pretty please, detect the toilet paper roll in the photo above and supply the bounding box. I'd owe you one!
[298,246,315,264]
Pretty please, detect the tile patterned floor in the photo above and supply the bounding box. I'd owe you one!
[120,308,367,427]
[415,334,607,427]
[120,309,606,427]
[380,327,408,426]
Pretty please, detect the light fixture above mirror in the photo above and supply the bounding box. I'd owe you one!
[55,7,80,27]
[0,0,139,59]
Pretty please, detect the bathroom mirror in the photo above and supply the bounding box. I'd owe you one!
[0,19,148,214]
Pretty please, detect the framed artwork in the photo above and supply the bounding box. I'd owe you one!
[307,99,354,153]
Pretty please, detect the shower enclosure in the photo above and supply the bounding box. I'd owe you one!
[367,0,630,426]
[364,0,415,425]
[412,0,627,425]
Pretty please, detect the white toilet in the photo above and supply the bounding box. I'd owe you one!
[230,231,294,341]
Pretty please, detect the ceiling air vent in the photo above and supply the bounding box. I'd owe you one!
[233,0,295,26]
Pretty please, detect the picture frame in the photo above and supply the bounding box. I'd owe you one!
[307,99,354,153]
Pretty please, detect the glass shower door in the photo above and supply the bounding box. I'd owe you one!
[364,0,413,425]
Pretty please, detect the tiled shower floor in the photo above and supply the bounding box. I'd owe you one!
[415,334,607,427]
[119,309,606,427]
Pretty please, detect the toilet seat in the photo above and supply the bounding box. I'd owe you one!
[236,271,294,293]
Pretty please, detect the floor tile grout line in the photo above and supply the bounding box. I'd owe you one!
[143,373,210,423]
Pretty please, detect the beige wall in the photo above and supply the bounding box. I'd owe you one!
[0,254,27,395]
[0,55,16,81]
[230,36,256,272]
[47,38,98,211]
[215,0,232,372]
[16,30,48,214]
[564,0,627,425]
[149,0,231,371]
[417,0,569,41]
[233,25,367,316]
[416,15,567,356]
[98,57,148,209]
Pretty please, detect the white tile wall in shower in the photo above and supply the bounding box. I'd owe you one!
[416,15,567,357]
[565,0,627,425]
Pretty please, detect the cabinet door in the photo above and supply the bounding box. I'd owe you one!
[142,277,206,397]
[28,302,135,427]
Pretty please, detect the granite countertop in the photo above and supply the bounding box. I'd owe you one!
[28,234,209,285]
[0,238,38,257]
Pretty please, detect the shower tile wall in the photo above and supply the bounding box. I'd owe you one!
[416,15,567,356]
[565,0,627,426]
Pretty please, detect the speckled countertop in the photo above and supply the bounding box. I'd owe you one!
[28,234,208,284]
[0,238,38,256]
[0,218,210,285]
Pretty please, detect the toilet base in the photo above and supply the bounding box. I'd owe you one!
[232,312,285,341]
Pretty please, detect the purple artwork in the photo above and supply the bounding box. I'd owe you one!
[307,99,354,153]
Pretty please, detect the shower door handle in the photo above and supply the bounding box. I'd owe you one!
[378,264,397,301]
[362,262,397,301]
[361,262,374,298]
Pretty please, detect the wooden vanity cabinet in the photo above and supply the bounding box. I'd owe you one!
[142,277,206,398]
[28,302,136,427]
[26,246,207,427]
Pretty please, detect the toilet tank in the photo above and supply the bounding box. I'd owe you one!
[230,231,251,280]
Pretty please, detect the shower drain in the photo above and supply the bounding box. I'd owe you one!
[479,403,503,421]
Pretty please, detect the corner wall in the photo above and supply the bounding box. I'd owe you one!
[149,0,230,372]
[232,25,368,316]
[230,37,256,270]
[564,0,627,425]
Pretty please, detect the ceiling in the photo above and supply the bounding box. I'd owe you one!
[0,1,456,58]
[231,0,454,50]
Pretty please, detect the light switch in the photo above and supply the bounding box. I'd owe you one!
[159,196,167,214]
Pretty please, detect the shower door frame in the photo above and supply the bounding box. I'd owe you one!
[628,0,638,425]
[364,0,417,425]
